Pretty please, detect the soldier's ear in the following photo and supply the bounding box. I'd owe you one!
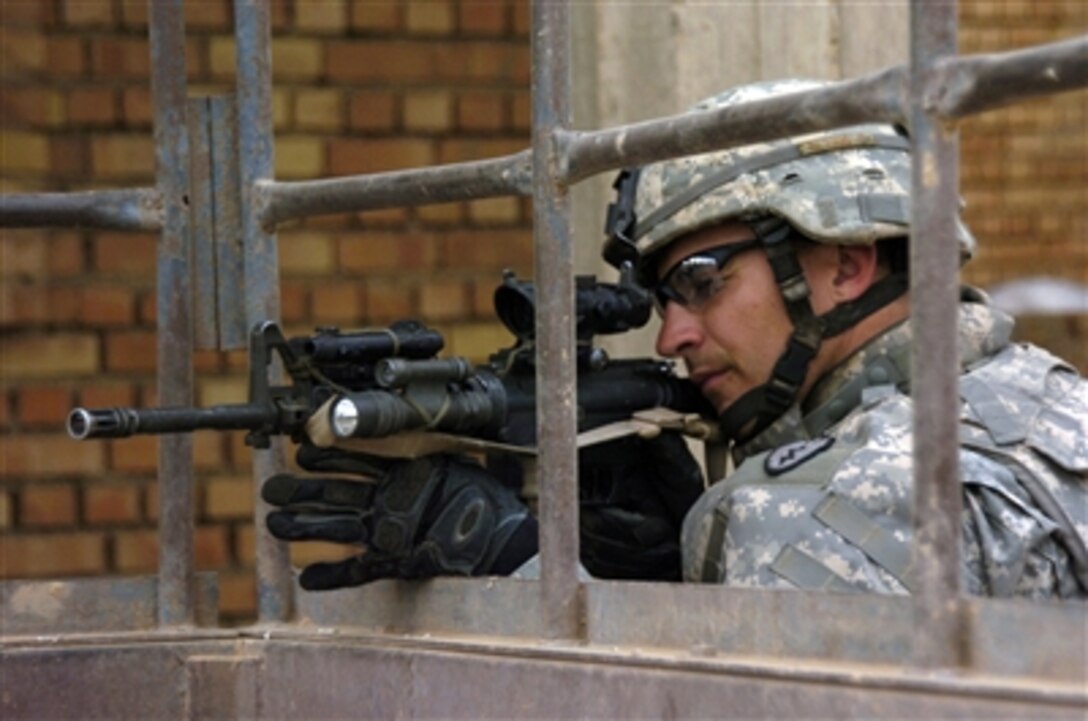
[831,245,880,302]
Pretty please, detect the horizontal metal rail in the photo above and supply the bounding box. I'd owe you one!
[261,151,533,228]
[0,188,162,230]
[1,36,1082,232]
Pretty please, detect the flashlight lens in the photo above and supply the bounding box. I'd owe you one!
[331,398,359,438]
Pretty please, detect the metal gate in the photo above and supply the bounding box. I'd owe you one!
[2,1,1086,718]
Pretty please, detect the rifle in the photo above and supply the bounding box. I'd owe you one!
[67,267,716,461]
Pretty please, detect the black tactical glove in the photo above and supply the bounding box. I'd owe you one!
[262,445,538,590]
[578,432,705,581]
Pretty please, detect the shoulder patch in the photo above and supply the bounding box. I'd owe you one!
[765,437,836,476]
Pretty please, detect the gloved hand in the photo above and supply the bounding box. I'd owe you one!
[262,445,538,590]
[578,432,705,581]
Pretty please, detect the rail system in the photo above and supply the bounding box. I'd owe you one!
[2,1,1086,718]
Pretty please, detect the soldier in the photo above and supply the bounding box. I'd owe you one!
[264,79,1087,598]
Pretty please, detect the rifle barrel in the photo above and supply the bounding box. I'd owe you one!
[67,404,274,440]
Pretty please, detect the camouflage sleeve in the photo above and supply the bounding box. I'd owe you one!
[681,396,916,593]
[682,360,1088,600]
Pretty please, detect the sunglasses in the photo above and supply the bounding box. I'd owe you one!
[652,238,763,313]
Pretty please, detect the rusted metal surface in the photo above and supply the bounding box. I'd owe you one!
[3,631,1082,720]
[560,35,1087,184]
[262,151,533,227]
[0,574,219,636]
[233,0,293,624]
[0,188,163,230]
[933,34,1088,118]
[148,0,196,628]
[187,96,247,352]
[531,0,582,640]
[908,1,965,669]
[293,577,1088,685]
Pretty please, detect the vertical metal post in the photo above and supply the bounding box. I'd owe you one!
[531,0,581,640]
[909,1,965,667]
[148,0,195,627]
[235,0,293,623]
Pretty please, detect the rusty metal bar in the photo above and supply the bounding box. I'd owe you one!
[0,189,163,230]
[909,1,965,668]
[261,151,533,227]
[560,34,1086,184]
[531,0,581,640]
[148,0,195,627]
[234,0,293,623]
[933,34,1088,118]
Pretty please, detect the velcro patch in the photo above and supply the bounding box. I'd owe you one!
[764,437,835,476]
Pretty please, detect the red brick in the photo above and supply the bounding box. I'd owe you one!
[439,229,533,271]
[326,41,432,83]
[49,135,91,180]
[406,1,454,35]
[84,483,142,524]
[48,37,86,77]
[337,231,438,274]
[63,0,116,27]
[416,202,464,226]
[122,86,153,127]
[363,281,416,322]
[110,435,158,474]
[3,2,57,25]
[327,138,435,176]
[437,138,526,164]
[91,37,150,79]
[420,280,469,321]
[67,87,117,125]
[20,484,78,527]
[457,91,506,132]
[0,88,65,128]
[184,0,232,30]
[114,529,157,572]
[1,533,107,578]
[312,283,364,325]
[90,134,154,180]
[0,492,11,530]
[204,476,253,520]
[1,333,100,379]
[193,432,226,471]
[460,2,508,35]
[93,232,157,275]
[235,525,256,564]
[280,282,310,323]
[105,331,156,373]
[349,1,402,32]
[80,382,137,409]
[295,0,348,34]
[348,91,398,132]
[80,285,135,325]
[0,430,105,476]
[47,232,86,277]
[16,385,72,427]
[196,525,230,569]
[217,570,256,619]
[512,0,530,36]
[119,0,148,28]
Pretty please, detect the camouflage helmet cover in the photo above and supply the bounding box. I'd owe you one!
[624,78,976,269]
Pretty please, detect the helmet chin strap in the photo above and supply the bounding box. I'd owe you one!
[717,219,908,445]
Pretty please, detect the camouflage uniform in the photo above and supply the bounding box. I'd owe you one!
[605,78,1087,598]
[681,294,1088,598]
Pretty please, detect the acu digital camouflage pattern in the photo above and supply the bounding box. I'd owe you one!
[630,78,976,264]
[682,297,1088,599]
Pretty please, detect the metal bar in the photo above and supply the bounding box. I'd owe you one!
[531,0,581,640]
[0,189,162,230]
[188,97,219,350]
[933,34,1088,119]
[909,1,965,668]
[261,151,533,227]
[148,0,195,627]
[209,96,247,350]
[234,0,293,624]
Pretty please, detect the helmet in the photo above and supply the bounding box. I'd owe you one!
[604,78,975,280]
[603,78,977,447]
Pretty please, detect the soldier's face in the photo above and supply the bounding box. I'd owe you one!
[653,222,837,414]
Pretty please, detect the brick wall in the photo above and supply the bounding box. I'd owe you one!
[1,1,1084,623]
[1,0,534,623]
